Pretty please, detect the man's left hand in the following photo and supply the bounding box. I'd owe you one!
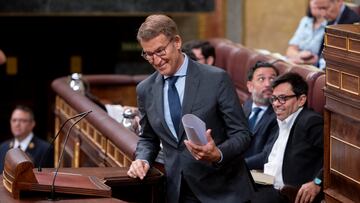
[295,180,321,203]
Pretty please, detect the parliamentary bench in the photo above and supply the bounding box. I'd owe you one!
[209,38,325,114]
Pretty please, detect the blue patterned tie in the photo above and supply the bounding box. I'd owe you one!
[167,76,181,136]
[248,107,262,132]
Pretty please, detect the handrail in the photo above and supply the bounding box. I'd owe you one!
[51,74,147,166]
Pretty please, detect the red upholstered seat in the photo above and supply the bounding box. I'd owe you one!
[289,65,325,113]
[311,74,325,114]
[209,38,325,114]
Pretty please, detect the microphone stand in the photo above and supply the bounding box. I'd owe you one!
[38,110,92,172]
[49,111,91,200]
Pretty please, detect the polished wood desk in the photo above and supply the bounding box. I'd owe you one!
[1,167,163,202]
[43,167,164,203]
[0,175,126,203]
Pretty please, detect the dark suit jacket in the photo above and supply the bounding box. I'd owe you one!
[267,108,323,187]
[135,59,255,203]
[0,136,54,172]
[243,100,278,170]
[318,5,360,57]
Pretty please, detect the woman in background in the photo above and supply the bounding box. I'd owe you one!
[286,0,326,66]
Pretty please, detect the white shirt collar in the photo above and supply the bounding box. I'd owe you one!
[277,107,303,129]
[14,133,34,151]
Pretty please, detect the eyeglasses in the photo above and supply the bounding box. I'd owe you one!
[10,118,32,124]
[141,39,173,61]
[270,94,297,104]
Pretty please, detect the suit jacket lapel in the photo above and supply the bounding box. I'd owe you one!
[179,61,200,142]
[243,100,252,118]
[25,137,36,155]
[153,73,179,145]
[252,106,272,133]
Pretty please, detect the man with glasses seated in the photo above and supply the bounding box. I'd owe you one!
[127,14,255,203]
[251,72,324,203]
[0,105,53,172]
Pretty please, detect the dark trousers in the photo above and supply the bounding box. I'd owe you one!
[179,178,201,203]
[251,184,323,203]
[251,185,289,203]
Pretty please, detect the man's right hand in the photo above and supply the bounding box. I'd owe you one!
[127,159,150,180]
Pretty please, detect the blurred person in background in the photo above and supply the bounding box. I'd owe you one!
[0,105,53,172]
[286,0,327,66]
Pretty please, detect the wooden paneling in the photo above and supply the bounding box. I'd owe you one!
[323,24,360,203]
[244,0,307,53]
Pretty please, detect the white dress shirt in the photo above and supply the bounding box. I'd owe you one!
[14,133,34,151]
[264,107,303,189]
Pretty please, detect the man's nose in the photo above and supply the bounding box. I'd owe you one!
[152,55,162,65]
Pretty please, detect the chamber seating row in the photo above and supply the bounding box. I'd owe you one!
[209,38,325,114]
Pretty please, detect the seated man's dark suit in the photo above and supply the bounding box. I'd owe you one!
[253,108,324,203]
[0,136,54,172]
[243,99,278,170]
[136,60,255,203]
[318,5,360,57]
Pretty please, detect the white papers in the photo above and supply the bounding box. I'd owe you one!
[105,104,124,123]
[250,170,275,185]
[182,114,207,145]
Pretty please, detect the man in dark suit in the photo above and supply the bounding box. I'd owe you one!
[0,105,53,172]
[314,0,360,68]
[182,40,216,65]
[127,14,255,203]
[252,73,323,203]
[243,61,279,170]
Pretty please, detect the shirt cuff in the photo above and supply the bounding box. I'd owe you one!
[217,148,223,163]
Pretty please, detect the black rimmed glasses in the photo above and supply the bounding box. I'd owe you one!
[270,94,297,104]
[141,39,173,61]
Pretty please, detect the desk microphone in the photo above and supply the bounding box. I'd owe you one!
[49,110,92,200]
[37,110,92,172]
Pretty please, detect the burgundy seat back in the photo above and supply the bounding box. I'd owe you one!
[289,65,325,114]
[209,38,325,113]
[311,74,325,114]
[209,38,233,70]
[272,60,293,75]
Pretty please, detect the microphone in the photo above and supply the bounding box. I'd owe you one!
[38,110,92,172]
[50,110,91,200]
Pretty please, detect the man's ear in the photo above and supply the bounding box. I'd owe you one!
[247,81,253,93]
[174,35,182,50]
[206,56,214,66]
[298,94,307,107]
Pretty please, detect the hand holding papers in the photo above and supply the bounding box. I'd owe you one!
[182,114,207,145]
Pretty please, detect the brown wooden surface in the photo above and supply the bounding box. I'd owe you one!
[39,167,163,185]
[323,24,360,203]
[0,176,126,203]
[40,167,164,203]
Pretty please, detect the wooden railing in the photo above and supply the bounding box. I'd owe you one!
[51,74,147,168]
